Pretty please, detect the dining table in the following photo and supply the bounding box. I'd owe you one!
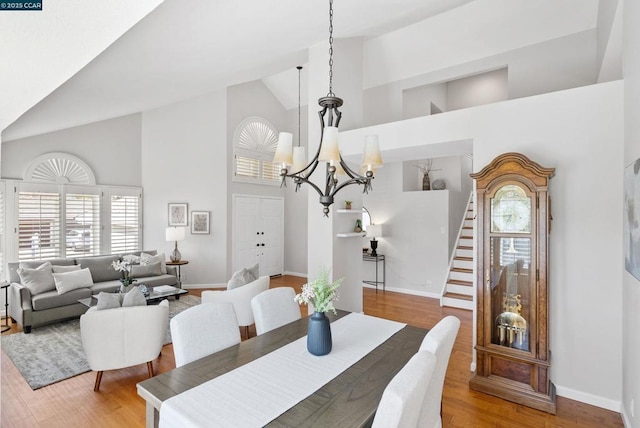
[137,310,428,428]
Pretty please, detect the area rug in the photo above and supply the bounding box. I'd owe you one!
[0,295,200,390]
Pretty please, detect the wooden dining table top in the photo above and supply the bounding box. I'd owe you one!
[137,310,428,428]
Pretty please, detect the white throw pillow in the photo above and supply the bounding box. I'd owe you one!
[140,252,167,274]
[52,264,81,273]
[122,286,148,307]
[96,292,122,310]
[17,262,55,295]
[227,264,260,290]
[53,268,94,295]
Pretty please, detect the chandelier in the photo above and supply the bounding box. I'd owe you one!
[273,0,383,217]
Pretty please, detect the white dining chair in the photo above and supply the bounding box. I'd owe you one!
[418,315,461,428]
[170,302,241,367]
[201,276,270,339]
[80,300,169,391]
[372,350,437,428]
[251,287,302,335]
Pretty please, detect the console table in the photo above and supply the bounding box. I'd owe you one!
[363,254,386,293]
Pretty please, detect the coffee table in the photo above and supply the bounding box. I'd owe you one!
[78,286,188,308]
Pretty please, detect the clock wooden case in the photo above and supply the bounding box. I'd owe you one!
[469,152,556,414]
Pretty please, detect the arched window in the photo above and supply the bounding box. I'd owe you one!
[233,117,280,185]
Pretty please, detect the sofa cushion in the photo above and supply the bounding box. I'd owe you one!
[122,287,147,307]
[78,255,121,282]
[9,258,75,283]
[140,252,167,274]
[227,263,259,290]
[53,268,94,294]
[96,292,121,310]
[17,262,56,295]
[135,274,179,288]
[31,287,92,311]
[52,264,81,273]
[131,261,162,278]
[90,280,122,294]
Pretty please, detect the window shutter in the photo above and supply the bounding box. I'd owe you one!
[18,190,61,261]
[235,155,261,179]
[65,191,101,257]
[111,194,140,254]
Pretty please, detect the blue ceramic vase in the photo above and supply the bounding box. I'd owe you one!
[307,311,332,356]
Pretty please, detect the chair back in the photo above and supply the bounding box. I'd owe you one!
[417,315,461,428]
[170,302,241,367]
[201,276,270,328]
[372,350,437,428]
[251,287,301,335]
[80,300,169,371]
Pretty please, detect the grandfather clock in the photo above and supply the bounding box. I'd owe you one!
[469,152,556,414]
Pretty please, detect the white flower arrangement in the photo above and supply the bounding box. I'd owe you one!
[294,266,343,314]
[111,254,141,283]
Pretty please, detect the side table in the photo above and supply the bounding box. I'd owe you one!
[166,260,189,283]
[363,254,386,293]
[1,281,10,333]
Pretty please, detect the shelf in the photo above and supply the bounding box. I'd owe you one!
[336,232,366,238]
[335,209,362,214]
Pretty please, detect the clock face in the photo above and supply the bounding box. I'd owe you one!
[491,185,531,233]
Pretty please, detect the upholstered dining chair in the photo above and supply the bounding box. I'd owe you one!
[80,300,169,391]
[201,276,270,339]
[418,315,461,428]
[371,350,437,428]
[170,302,241,367]
[251,287,302,335]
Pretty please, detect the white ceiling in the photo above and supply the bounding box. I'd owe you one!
[2,0,612,142]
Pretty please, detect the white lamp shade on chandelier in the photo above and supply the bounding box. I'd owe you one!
[166,227,186,242]
[318,126,341,162]
[273,132,294,166]
[366,224,383,239]
[292,146,307,174]
[361,135,384,172]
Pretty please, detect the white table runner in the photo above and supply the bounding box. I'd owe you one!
[159,313,406,428]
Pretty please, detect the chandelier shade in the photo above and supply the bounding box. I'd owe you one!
[273,132,293,166]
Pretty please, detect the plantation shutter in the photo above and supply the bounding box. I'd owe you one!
[110,191,140,254]
[17,184,61,261]
[235,155,261,179]
[65,187,101,257]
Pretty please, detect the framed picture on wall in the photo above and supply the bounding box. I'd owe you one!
[168,203,188,226]
[624,157,640,281]
[191,211,210,234]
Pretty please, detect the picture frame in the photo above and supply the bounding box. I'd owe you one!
[168,203,188,226]
[191,211,210,234]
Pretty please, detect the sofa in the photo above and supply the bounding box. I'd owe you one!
[8,250,180,333]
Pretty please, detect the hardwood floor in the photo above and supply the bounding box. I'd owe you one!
[1,275,623,427]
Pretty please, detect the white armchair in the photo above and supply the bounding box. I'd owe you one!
[80,300,169,391]
[201,276,270,339]
[251,287,301,335]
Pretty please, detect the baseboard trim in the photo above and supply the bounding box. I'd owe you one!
[184,283,225,290]
[361,283,440,299]
[283,271,307,278]
[555,384,621,412]
[621,406,632,427]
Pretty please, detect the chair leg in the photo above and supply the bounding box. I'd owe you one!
[93,371,103,392]
[147,361,154,378]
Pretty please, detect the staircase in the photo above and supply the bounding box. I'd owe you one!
[441,194,475,310]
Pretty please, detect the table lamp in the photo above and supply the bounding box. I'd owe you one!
[166,227,185,262]
[366,224,383,256]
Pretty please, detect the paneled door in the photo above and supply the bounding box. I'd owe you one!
[233,195,283,277]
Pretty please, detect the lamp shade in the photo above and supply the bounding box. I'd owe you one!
[318,126,341,162]
[292,146,307,175]
[361,135,383,171]
[166,227,185,242]
[273,132,294,166]
[366,223,383,238]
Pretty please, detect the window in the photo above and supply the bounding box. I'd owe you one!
[109,189,141,254]
[233,117,281,185]
[65,186,101,257]
[17,184,61,261]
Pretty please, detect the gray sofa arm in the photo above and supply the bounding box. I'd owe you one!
[9,282,33,327]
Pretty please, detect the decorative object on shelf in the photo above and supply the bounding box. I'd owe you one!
[366,224,384,257]
[166,227,186,262]
[112,255,140,293]
[624,157,640,281]
[168,203,188,226]
[414,159,441,191]
[344,200,352,210]
[362,248,369,254]
[354,219,362,233]
[191,211,210,234]
[273,0,383,217]
[294,266,343,356]
[432,178,446,190]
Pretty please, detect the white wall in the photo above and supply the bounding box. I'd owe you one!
[623,0,640,425]
[141,90,227,286]
[341,81,624,411]
[447,68,508,112]
[1,114,142,186]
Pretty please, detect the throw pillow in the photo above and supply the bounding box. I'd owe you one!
[17,262,55,295]
[96,292,121,310]
[227,269,247,290]
[53,268,94,295]
[131,261,162,278]
[140,252,167,274]
[122,287,147,307]
[245,263,259,282]
[52,264,81,273]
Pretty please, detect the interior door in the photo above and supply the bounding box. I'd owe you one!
[233,196,260,272]
[260,198,283,276]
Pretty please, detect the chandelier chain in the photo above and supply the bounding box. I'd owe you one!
[297,66,302,147]
[328,0,334,96]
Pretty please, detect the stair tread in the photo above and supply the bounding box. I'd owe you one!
[443,292,473,301]
[454,256,473,261]
[457,245,473,250]
[448,279,473,286]
[451,267,473,273]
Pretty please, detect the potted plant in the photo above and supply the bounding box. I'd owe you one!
[111,254,141,293]
[344,200,352,210]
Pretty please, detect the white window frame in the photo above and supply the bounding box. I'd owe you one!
[232,116,281,186]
